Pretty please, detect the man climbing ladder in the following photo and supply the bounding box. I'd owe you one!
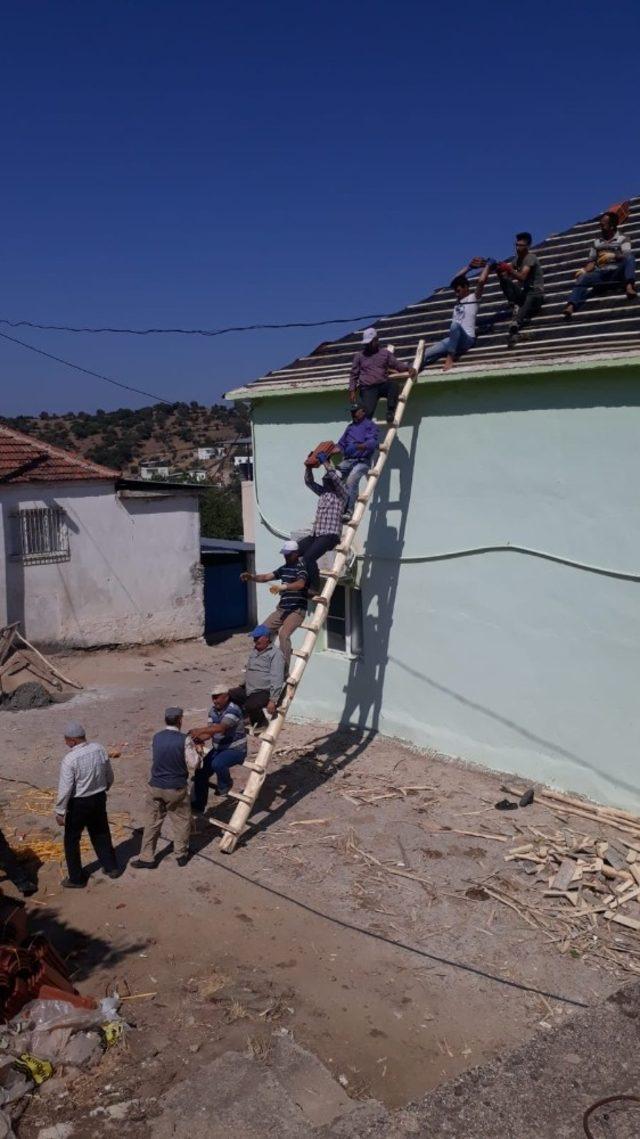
[213,338,425,854]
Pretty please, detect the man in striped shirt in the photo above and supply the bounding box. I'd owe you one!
[241,541,309,664]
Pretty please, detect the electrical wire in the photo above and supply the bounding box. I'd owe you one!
[0,313,386,338]
[0,329,174,406]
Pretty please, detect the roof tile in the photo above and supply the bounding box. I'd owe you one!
[0,424,118,485]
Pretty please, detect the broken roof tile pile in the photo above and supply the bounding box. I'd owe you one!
[237,196,640,398]
[0,424,118,485]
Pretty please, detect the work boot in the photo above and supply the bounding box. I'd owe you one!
[176,854,190,868]
[61,878,86,889]
[131,859,156,870]
[507,324,519,349]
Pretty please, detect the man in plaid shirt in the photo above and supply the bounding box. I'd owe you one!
[299,457,348,591]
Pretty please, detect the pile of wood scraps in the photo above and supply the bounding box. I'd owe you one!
[492,785,640,974]
[335,780,437,808]
[0,623,81,705]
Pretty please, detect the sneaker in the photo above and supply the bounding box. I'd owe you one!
[563,304,574,320]
[507,325,519,349]
[176,854,191,867]
[130,859,156,870]
[105,868,122,880]
[341,510,352,522]
[61,878,86,889]
[215,781,233,797]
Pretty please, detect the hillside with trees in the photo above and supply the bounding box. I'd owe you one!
[1,401,250,478]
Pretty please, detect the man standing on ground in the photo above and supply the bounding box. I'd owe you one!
[496,232,545,347]
[55,721,119,889]
[564,210,637,318]
[189,685,248,809]
[241,541,309,664]
[229,625,285,731]
[132,707,191,870]
[299,459,349,590]
[421,258,492,372]
[349,328,416,423]
[336,405,379,519]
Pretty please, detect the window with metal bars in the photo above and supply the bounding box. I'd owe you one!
[12,507,70,564]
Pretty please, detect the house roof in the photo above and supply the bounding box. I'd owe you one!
[0,424,119,485]
[226,196,640,400]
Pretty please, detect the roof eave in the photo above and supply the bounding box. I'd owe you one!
[225,350,640,402]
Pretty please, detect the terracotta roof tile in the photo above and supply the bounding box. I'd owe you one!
[0,424,118,485]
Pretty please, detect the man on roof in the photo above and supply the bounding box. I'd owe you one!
[241,540,309,664]
[421,258,492,372]
[349,328,416,424]
[564,210,637,318]
[495,232,545,347]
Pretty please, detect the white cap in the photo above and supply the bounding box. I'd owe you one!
[362,327,378,344]
[211,684,230,697]
[280,540,299,554]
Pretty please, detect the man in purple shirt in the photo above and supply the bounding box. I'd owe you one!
[337,406,379,518]
[349,328,416,424]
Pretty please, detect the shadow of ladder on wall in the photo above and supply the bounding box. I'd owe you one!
[215,338,426,853]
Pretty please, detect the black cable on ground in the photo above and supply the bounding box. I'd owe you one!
[583,1094,640,1137]
[191,844,590,1010]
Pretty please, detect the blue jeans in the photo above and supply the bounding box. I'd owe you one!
[337,458,370,512]
[568,254,636,308]
[191,743,247,810]
[422,324,475,366]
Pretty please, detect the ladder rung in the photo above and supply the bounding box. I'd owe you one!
[356,494,368,504]
[300,621,322,631]
[334,544,351,554]
[312,595,329,604]
[208,818,242,835]
[292,648,311,660]
[378,444,390,454]
[343,519,359,528]
[228,790,254,805]
[243,761,266,773]
[366,469,380,478]
[258,733,278,745]
[320,569,340,579]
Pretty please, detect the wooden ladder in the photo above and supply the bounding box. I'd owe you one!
[217,338,425,853]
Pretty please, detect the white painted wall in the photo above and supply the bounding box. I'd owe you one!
[249,367,640,810]
[0,481,203,646]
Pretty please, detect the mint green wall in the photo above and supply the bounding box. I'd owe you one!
[251,369,640,810]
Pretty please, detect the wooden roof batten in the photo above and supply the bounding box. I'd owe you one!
[226,197,640,400]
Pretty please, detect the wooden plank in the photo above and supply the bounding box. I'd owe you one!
[551,859,578,892]
[603,912,640,931]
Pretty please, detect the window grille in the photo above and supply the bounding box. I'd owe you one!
[13,507,70,564]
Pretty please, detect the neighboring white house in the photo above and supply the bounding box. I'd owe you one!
[227,197,640,811]
[0,425,203,647]
[140,460,172,480]
[196,446,224,461]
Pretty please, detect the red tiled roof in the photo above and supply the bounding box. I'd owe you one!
[0,424,119,485]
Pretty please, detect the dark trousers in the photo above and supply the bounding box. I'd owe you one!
[568,255,636,308]
[297,533,340,591]
[358,381,399,421]
[191,745,247,811]
[229,684,276,728]
[498,279,544,328]
[64,791,117,884]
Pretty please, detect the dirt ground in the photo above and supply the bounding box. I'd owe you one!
[1,635,635,1135]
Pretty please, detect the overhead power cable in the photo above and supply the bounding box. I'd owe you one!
[0,329,174,406]
[0,313,387,338]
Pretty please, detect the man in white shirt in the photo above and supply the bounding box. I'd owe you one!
[55,721,119,888]
[421,258,492,372]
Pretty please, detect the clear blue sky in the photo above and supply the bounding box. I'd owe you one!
[2,0,638,416]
